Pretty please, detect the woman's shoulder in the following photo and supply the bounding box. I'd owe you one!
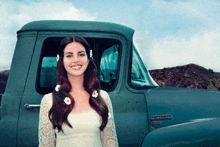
[99,90,111,103]
[40,93,53,106]
[100,90,110,99]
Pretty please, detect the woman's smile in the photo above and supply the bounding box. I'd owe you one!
[71,65,82,70]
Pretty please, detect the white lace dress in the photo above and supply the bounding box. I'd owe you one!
[39,90,119,147]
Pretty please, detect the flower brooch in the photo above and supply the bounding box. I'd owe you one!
[55,84,71,105]
[55,85,61,92]
[92,90,98,98]
[64,97,71,105]
[57,54,60,62]
[90,50,93,58]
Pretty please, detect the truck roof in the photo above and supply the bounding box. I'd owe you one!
[18,20,134,40]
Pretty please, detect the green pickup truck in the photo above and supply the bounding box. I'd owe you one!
[0,20,220,147]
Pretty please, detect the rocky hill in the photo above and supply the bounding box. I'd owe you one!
[149,64,220,90]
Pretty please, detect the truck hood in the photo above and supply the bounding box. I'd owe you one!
[144,87,220,129]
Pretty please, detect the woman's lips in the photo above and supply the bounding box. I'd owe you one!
[71,65,82,70]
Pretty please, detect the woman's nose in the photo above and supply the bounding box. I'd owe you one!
[73,56,79,62]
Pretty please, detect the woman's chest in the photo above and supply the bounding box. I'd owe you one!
[57,109,102,135]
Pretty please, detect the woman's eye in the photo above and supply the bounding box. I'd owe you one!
[79,54,85,56]
[66,55,72,58]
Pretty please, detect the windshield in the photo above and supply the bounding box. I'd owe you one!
[131,45,158,88]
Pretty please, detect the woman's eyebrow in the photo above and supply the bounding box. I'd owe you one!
[64,52,73,55]
[78,51,85,54]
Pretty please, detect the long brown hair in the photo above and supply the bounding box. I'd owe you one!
[49,36,108,132]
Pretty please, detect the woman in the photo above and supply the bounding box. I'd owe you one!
[39,36,118,147]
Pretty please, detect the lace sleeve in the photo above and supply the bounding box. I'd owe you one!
[38,94,56,147]
[100,91,119,147]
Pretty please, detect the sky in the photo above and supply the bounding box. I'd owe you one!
[0,0,220,72]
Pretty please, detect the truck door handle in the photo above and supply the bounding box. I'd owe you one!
[24,104,40,109]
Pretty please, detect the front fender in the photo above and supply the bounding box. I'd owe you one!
[141,118,220,147]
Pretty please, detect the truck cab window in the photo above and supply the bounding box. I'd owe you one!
[40,57,57,88]
[37,37,121,94]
